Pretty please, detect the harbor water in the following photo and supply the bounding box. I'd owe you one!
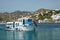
[0,23,60,40]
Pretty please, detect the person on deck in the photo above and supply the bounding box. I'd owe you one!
[33,21,37,27]
[33,21,38,31]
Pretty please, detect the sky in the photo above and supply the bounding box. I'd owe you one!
[0,0,60,12]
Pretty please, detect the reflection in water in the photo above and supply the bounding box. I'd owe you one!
[0,24,60,40]
[6,31,25,40]
[37,28,60,40]
[6,31,36,40]
[37,28,53,40]
[0,28,60,40]
[52,28,60,40]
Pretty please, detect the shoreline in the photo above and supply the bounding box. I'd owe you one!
[0,23,6,24]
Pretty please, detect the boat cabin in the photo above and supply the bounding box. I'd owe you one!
[18,17,32,25]
[6,22,21,29]
[6,17,33,30]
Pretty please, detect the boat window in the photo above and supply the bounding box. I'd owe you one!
[28,19,32,22]
[7,23,13,25]
[19,20,22,22]
[16,23,19,26]
[24,19,28,21]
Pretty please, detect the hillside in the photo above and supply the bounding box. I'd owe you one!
[0,8,60,22]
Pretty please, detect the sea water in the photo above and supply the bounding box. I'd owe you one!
[0,23,60,40]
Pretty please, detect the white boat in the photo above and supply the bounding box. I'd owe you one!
[5,17,35,31]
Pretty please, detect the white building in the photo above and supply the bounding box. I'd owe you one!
[38,20,43,23]
[51,13,60,20]
[38,18,49,23]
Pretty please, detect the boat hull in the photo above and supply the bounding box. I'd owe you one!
[5,26,34,31]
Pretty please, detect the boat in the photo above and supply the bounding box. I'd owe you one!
[5,17,35,31]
